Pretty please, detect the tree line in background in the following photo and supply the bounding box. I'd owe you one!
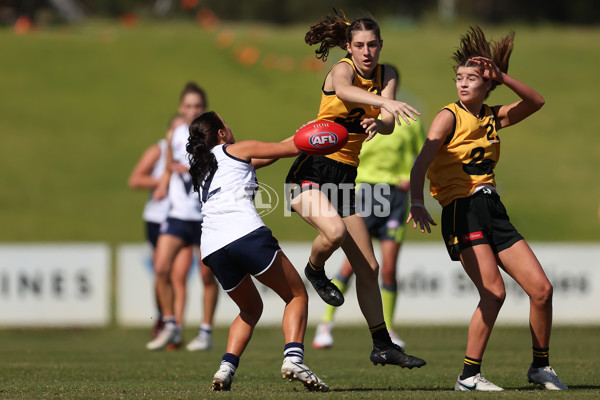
[1,0,598,26]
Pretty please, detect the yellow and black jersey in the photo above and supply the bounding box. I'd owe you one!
[317,55,384,167]
[427,101,501,207]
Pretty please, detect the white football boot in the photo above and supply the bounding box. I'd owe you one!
[186,328,212,351]
[146,323,178,351]
[454,373,504,391]
[312,322,334,349]
[527,365,568,390]
[212,364,234,391]
[281,358,329,392]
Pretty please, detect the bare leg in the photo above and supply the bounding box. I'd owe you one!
[341,214,383,327]
[224,276,263,356]
[459,244,506,359]
[255,251,308,343]
[170,244,193,326]
[291,189,347,267]
[200,258,219,327]
[154,234,186,317]
[380,240,401,288]
[497,240,553,349]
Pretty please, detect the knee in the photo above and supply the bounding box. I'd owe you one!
[241,299,263,326]
[531,282,553,306]
[370,262,380,280]
[283,281,309,306]
[296,287,309,306]
[170,273,186,289]
[200,266,217,285]
[356,261,380,283]
[288,291,309,311]
[155,266,171,282]
[322,224,347,250]
[380,266,396,286]
[482,287,506,308]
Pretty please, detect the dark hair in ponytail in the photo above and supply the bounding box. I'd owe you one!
[186,111,223,193]
[452,26,514,96]
[305,11,381,61]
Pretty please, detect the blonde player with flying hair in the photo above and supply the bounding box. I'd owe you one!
[408,26,567,391]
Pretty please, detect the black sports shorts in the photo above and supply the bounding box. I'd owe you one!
[441,189,523,261]
[285,154,357,217]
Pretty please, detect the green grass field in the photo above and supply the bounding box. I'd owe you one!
[1,20,599,243]
[1,325,599,399]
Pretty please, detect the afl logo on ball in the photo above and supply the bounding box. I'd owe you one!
[309,132,339,148]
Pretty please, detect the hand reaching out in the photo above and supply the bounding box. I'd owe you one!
[406,203,437,233]
[382,99,420,126]
[361,118,379,141]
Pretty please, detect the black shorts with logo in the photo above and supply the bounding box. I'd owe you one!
[285,154,357,217]
[441,189,523,261]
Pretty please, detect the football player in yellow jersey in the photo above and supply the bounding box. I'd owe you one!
[408,27,567,391]
[285,10,426,370]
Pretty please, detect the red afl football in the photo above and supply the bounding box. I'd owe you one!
[293,120,349,155]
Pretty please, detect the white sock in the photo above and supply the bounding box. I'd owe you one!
[284,346,304,364]
[162,316,175,328]
[221,361,236,375]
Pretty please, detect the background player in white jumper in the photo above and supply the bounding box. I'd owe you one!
[187,111,328,392]
[146,82,218,351]
[128,114,192,338]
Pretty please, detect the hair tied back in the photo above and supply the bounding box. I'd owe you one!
[333,8,351,26]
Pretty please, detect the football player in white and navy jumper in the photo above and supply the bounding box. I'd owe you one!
[187,111,328,392]
[129,137,170,248]
[146,83,218,352]
[129,115,196,339]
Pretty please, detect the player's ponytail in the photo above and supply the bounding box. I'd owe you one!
[491,31,514,77]
[451,26,514,96]
[306,9,381,62]
[187,111,222,193]
[305,15,350,61]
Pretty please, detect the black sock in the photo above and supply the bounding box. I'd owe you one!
[370,322,392,348]
[460,356,482,379]
[532,347,550,368]
[306,259,325,275]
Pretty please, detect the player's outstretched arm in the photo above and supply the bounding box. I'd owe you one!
[250,135,297,169]
[407,110,454,233]
[331,62,420,133]
[228,139,300,166]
